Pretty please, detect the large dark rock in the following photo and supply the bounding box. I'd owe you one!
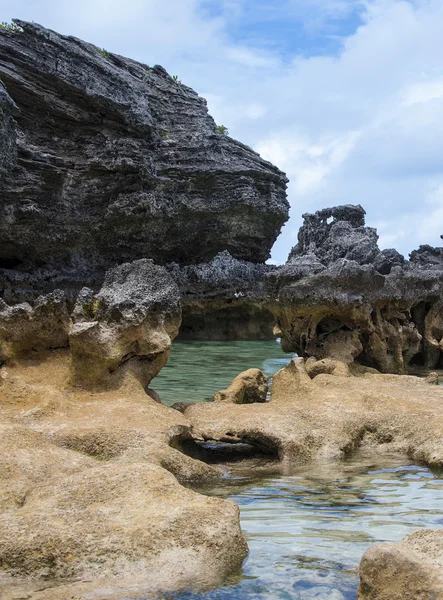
[167,251,276,340]
[268,205,443,373]
[0,21,288,295]
[0,81,16,181]
[288,204,379,266]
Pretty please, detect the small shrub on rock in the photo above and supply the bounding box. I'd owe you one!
[0,21,23,33]
[216,125,229,135]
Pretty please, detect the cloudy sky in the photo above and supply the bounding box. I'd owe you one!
[2,0,443,264]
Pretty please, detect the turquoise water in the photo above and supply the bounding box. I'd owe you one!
[153,340,292,406]
[172,458,443,600]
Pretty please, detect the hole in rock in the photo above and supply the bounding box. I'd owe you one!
[316,317,351,337]
[171,435,278,464]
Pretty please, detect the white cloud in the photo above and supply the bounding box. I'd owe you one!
[402,79,443,106]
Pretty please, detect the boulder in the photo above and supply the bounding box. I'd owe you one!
[69,259,181,389]
[358,529,443,599]
[213,368,269,404]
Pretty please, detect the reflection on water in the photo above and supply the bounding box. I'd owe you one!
[153,340,292,406]
[170,457,443,600]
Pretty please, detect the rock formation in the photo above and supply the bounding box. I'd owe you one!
[2,18,443,600]
[183,356,443,467]
[358,529,443,599]
[70,259,181,388]
[267,205,443,373]
[0,20,288,302]
[167,251,276,340]
[0,347,247,599]
[213,367,269,404]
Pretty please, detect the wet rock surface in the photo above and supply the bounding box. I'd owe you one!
[0,21,288,300]
[267,205,443,373]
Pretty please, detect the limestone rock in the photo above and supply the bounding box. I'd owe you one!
[358,529,443,599]
[0,290,70,362]
[0,21,288,297]
[0,81,16,181]
[186,357,443,467]
[288,205,378,266]
[267,205,443,373]
[69,259,181,388]
[0,350,247,597]
[213,368,269,404]
[0,463,247,586]
[373,248,405,275]
[168,251,276,340]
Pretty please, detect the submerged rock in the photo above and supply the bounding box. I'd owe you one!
[0,20,288,297]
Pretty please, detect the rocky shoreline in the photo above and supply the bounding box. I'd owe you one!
[1,20,443,600]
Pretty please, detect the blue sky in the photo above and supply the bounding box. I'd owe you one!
[1,0,443,264]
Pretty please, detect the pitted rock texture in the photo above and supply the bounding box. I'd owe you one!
[288,205,379,266]
[0,290,71,362]
[0,352,247,598]
[267,205,443,373]
[168,251,276,340]
[358,529,443,599]
[70,259,181,389]
[213,368,269,404]
[0,81,15,181]
[0,20,288,297]
[184,357,443,468]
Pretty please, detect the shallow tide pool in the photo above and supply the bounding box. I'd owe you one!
[171,458,443,600]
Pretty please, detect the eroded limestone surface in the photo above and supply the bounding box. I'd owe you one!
[358,529,443,600]
[267,205,443,373]
[0,352,247,599]
[184,358,443,468]
[0,21,288,300]
[167,251,276,340]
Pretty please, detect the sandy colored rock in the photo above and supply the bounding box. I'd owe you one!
[214,368,269,404]
[0,291,70,361]
[0,462,247,589]
[358,529,443,600]
[185,357,443,467]
[0,350,247,597]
